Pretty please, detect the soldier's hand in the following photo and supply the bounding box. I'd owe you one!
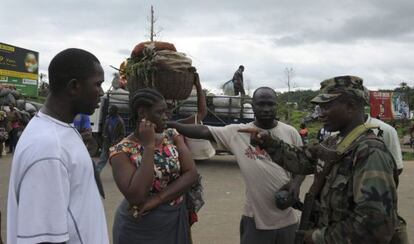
[280,179,301,201]
[297,229,315,244]
[238,128,270,148]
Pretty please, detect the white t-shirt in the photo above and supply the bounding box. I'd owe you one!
[366,115,403,169]
[208,121,302,230]
[7,111,109,244]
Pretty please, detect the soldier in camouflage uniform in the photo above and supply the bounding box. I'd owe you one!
[240,76,401,244]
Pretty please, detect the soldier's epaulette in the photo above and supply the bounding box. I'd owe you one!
[354,132,387,151]
[336,123,379,155]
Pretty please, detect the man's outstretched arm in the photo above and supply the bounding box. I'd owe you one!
[167,121,215,142]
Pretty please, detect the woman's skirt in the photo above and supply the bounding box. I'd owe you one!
[113,199,190,244]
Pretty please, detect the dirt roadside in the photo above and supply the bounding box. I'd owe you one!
[0,154,412,243]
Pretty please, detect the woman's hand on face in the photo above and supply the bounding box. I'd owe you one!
[139,118,156,147]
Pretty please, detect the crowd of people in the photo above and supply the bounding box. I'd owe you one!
[0,104,25,157]
[2,48,409,244]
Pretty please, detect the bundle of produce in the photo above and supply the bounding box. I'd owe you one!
[0,86,20,105]
[108,88,130,114]
[126,41,196,100]
[118,60,128,89]
[131,41,177,59]
[16,100,37,114]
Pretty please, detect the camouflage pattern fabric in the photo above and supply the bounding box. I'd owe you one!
[260,131,399,244]
[311,75,369,105]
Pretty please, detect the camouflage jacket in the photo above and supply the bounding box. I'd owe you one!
[262,130,399,244]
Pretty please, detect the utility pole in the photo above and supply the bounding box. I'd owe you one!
[285,67,293,95]
[147,5,162,41]
[150,5,154,41]
[284,67,294,122]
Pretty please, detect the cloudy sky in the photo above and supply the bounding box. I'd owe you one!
[2,0,414,95]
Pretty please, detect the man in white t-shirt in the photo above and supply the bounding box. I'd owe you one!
[168,87,302,244]
[363,88,404,175]
[7,48,109,244]
[365,114,404,174]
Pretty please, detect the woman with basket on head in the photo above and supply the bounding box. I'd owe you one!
[109,88,198,244]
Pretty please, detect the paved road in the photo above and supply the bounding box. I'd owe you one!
[1,154,412,243]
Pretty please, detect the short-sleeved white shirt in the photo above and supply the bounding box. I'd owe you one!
[208,121,302,230]
[366,115,403,169]
[7,111,109,244]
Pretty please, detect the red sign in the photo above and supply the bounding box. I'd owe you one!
[369,91,393,120]
[370,91,410,120]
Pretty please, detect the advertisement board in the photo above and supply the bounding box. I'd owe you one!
[369,91,410,120]
[0,42,39,97]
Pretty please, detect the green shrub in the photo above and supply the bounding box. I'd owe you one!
[402,151,414,161]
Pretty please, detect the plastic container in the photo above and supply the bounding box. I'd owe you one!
[212,96,241,108]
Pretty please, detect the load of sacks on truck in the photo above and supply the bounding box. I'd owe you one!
[0,84,42,123]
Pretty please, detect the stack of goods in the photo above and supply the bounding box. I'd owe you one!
[178,90,198,116]
[111,61,129,90]
[125,41,196,100]
[118,60,128,89]
[0,84,41,124]
[0,84,20,105]
[211,96,242,118]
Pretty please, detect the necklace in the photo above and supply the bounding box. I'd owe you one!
[40,106,82,139]
[41,105,70,123]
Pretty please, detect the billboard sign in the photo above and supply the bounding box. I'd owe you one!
[0,42,39,97]
[369,91,410,120]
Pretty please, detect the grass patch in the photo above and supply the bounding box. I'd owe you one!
[26,96,46,104]
[402,151,414,161]
[278,109,322,143]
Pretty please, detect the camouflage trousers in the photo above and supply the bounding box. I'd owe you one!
[389,216,409,244]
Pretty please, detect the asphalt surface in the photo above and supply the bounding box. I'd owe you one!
[0,153,412,243]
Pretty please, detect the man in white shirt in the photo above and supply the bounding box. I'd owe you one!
[7,48,109,244]
[168,87,302,244]
[364,88,403,174]
[365,114,404,174]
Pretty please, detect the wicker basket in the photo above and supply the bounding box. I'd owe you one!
[127,68,195,100]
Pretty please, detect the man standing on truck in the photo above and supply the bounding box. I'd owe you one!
[233,65,246,96]
[168,86,302,244]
